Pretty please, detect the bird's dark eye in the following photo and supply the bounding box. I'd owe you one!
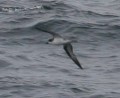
[48,39,53,42]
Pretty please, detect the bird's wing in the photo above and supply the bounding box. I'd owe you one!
[63,43,83,69]
[35,27,62,38]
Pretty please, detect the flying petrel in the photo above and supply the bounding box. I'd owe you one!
[36,28,83,69]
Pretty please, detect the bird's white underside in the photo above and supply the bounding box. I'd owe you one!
[48,38,71,45]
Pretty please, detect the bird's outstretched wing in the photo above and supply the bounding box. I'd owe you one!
[63,43,83,69]
[35,27,62,38]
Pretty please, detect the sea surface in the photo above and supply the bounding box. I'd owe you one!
[0,0,120,98]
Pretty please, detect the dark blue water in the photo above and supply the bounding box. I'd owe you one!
[0,0,120,98]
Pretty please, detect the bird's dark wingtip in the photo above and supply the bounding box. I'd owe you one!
[79,66,83,70]
[78,64,83,70]
[64,43,83,70]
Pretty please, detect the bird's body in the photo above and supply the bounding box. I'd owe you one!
[48,37,71,45]
[36,28,83,69]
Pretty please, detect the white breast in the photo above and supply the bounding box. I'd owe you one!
[49,38,71,45]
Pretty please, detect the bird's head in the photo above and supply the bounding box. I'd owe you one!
[48,38,53,42]
[46,38,54,44]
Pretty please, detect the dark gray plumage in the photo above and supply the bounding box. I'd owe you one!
[64,43,83,69]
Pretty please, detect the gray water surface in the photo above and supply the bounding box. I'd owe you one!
[0,0,120,98]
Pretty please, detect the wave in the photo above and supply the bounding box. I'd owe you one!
[0,6,24,13]
[80,10,119,18]
[1,18,120,41]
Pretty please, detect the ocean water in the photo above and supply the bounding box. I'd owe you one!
[0,0,120,98]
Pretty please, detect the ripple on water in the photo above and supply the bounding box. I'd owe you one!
[8,54,31,61]
[89,94,106,98]
[0,59,11,68]
[70,87,86,93]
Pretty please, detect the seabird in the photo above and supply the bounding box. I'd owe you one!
[36,28,83,69]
